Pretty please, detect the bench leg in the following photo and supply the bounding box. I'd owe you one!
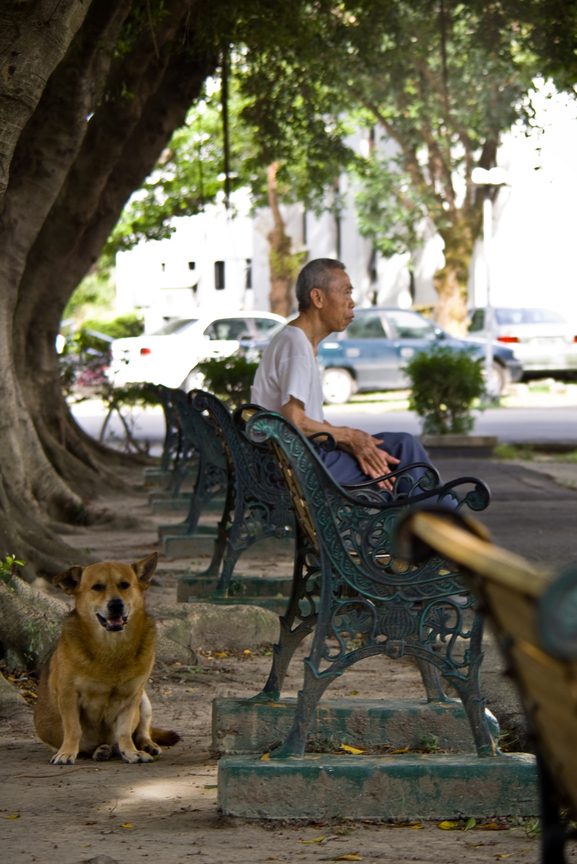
[416,656,457,703]
[270,659,338,758]
[253,540,318,701]
[537,747,567,864]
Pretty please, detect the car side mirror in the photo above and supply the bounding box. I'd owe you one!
[435,329,446,340]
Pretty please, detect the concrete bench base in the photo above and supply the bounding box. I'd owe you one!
[167,534,294,559]
[150,495,225,513]
[178,575,293,600]
[212,697,479,756]
[217,752,538,820]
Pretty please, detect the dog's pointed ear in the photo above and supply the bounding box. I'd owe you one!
[53,565,83,595]
[132,552,158,589]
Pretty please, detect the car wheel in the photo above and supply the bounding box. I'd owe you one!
[322,368,355,405]
[491,362,510,395]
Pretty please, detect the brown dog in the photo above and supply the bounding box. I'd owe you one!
[34,552,179,764]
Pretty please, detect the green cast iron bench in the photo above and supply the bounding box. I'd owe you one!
[240,408,498,760]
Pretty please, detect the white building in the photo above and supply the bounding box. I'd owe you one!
[115,84,577,331]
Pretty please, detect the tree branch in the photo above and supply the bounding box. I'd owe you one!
[349,86,430,195]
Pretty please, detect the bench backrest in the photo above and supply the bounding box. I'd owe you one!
[245,409,491,604]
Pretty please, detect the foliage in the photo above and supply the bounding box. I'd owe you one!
[74,313,144,353]
[0,555,25,587]
[62,262,116,323]
[314,1,538,330]
[405,345,486,434]
[104,44,354,259]
[196,355,259,410]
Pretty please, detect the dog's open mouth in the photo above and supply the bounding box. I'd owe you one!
[96,613,128,632]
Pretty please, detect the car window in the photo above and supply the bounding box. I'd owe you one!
[151,319,198,336]
[468,310,485,332]
[204,318,252,340]
[495,308,567,326]
[385,310,437,339]
[253,317,282,334]
[346,314,386,339]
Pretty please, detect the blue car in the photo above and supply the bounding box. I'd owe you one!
[317,308,523,404]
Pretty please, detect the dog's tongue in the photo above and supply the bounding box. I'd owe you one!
[107,615,124,627]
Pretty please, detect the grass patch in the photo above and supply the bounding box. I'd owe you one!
[493,444,535,461]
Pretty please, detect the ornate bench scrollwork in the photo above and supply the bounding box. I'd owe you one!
[245,409,497,760]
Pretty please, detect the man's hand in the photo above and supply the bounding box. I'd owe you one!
[338,429,399,490]
[280,397,400,490]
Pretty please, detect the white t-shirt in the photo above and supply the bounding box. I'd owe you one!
[251,325,324,422]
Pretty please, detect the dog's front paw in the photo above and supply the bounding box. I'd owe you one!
[51,750,77,765]
[120,749,154,764]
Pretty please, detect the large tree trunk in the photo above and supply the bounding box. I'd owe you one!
[0,0,90,207]
[267,161,295,317]
[0,0,220,578]
[433,211,482,336]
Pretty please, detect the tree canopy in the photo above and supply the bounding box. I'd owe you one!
[0,0,575,578]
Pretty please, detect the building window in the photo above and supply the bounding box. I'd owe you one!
[215,261,225,290]
[245,259,252,290]
[188,261,196,270]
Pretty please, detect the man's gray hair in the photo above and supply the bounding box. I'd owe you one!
[295,258,346,312]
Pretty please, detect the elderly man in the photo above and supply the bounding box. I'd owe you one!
[251,258,432,490]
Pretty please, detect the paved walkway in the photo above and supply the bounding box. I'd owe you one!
[440,457,577,569]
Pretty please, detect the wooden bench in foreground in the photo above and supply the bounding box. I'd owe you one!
[396,510,577,863]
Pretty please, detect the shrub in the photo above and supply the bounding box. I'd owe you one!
[405,345,486,435]
[195,355,259,410]
[75,313,144,352]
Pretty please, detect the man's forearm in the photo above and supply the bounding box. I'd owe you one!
[280,401,357,448]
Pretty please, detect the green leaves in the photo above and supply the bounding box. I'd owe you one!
[196,355,259,410]
[405,344,486,434]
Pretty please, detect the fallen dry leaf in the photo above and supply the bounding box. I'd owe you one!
[438,821,459,830]
[390,745,410,754]
[3,814,20,819]
[121,823,133,828]
[261,752,270,761]
[494,855,514,860]
[301,836,325,844]
[322,855,363,862]
[341,744,365,755]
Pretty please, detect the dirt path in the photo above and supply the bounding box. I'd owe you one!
[0,467,560,863]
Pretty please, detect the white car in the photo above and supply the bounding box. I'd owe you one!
[107,311,286,389]
[467,308,577,375]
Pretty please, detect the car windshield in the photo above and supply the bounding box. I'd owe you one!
[495,309,567,326]
[151,319,198,336]
[386,310,437,339]
[346,314,386,339]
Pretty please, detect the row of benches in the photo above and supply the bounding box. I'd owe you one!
[150,386,577,857]
[153,385,498,759]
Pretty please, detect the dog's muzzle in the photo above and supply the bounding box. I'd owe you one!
[97,600,128,632]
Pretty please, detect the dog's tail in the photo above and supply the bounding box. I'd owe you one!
[151,728,181,747]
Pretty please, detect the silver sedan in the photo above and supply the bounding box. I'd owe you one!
[466,308,577,375]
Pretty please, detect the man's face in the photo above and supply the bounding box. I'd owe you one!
[320,269,355,332]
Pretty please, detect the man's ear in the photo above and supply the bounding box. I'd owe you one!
[53,566,83,595]
[309,287,325,309]
[132,552,158,589]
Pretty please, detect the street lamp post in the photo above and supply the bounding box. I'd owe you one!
[471,167,510,398]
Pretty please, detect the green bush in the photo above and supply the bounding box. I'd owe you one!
[196,355,259,410]
[405,345,486,435]
[73,313,144,353]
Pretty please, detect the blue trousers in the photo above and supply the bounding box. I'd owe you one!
[315,431,458,507]
[317,432,430,486]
